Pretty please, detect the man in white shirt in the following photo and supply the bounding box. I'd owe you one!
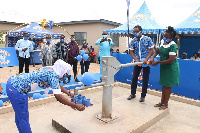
[15,32,33,73]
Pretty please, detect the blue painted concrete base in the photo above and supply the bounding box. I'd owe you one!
[0,73,101,102]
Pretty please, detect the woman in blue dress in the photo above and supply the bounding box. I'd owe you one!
[6,59,85,133]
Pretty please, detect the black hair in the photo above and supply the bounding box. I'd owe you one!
[23,32,28,35]
[60,35,65,38]
[166,26,176,39]
[194,53,199,57]
[46,34,51,39]
[134,25,142,32]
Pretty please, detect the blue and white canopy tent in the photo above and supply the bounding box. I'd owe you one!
[174,7,200,58]
[105,1,164,48]
[106,1,163,35]
[7,22,62,47]
[9,22,62,39]
[174,7,200,34]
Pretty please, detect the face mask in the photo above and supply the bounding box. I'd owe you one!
[46,39,51,43]
[24,37,29,40]
[134,32,141,38]
[163,37,171,43]
[83,46,87,48]
[103,35,107,38]
[60,39,64,42]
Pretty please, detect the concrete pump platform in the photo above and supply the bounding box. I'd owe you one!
[52,85,169,133]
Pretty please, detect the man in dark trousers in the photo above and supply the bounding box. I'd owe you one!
[68,35,80,82]
[127,25,153,102]
[15,32,33,73]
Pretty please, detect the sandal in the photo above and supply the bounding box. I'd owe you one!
[154,103,162,107]
[159,104,168,110]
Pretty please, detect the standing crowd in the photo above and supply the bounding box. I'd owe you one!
[15,33,97,84]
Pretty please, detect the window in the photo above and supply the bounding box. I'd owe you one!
[74,32,87,46]
[110,34,119,47]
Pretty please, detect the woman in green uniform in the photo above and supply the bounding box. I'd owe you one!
[150,26,179,110]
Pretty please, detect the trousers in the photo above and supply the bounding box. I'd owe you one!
[6,78,32,133]
[19,57,30,74]
[131,65,150,98]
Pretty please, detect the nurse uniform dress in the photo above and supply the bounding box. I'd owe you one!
[158,40,180,87]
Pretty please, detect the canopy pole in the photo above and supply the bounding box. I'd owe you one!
[156,34,159,46]
[176,34,181,58]
[159,34,161,43]
[126,0,130,51]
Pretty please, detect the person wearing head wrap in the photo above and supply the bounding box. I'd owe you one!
[6,59,85,133]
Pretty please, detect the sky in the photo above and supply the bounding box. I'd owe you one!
[0,0,200,27]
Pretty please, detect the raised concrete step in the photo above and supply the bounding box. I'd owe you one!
[52,86,169,133]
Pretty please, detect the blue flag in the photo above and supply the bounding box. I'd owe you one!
[126,0,130,7]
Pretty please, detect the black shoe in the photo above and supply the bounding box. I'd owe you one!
[127,95,136,100]
[139,97,145,102]
[63,80,67,84]
[67,80,70,83]
[75,79,80,82]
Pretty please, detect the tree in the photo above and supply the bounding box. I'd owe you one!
[0,31,4,44]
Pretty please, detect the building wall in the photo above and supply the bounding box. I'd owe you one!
[0,22,21,33]
[45,22,119,58]
[118,36,129,53]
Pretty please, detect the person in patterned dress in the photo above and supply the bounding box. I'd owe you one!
[41,35,53,66]
[150,26,180,110]
[53,35,70,62]
[127,25,154,102]
[6,59,85,133]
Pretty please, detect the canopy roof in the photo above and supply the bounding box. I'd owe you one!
[174,7,200,34]
[9,22,62,39]
[106,1,163,35]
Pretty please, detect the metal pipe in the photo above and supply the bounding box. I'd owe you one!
[74,82,105,95]
[119,62,143,69]
[102,85,112,118]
